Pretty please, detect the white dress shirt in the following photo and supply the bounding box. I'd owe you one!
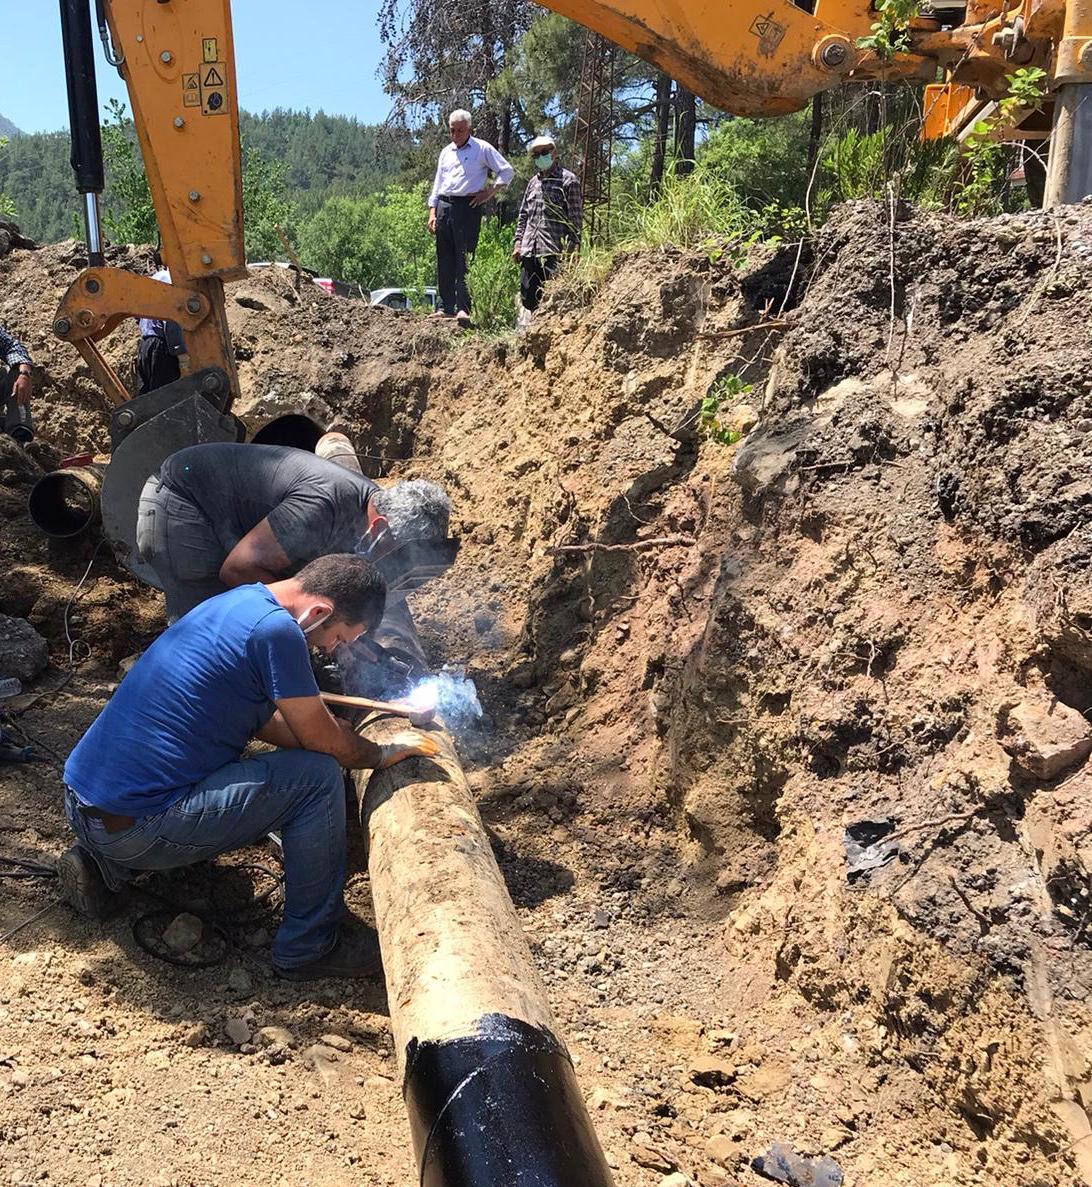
[428,136,515,208]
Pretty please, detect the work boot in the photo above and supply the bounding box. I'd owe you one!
[274,924,383,982]
[56,845,117,920]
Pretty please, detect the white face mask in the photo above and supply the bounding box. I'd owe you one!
[297,609,331,636]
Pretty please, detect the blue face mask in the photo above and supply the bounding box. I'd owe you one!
[534,153,553,171]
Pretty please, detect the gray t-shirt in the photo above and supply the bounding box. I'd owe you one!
[159,443,377,566]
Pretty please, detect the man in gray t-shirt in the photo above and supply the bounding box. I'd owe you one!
[136,443,450,620]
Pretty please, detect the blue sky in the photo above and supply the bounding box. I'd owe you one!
[3,2,391,134]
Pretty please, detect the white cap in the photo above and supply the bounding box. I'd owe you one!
[528,134,556,154]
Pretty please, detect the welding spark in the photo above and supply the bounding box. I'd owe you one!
[405,670,483,727]
[406,678,440,713]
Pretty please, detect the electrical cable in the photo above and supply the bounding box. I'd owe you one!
[0,854,59,880]
[63,538,106,666]
[128,860,284,968]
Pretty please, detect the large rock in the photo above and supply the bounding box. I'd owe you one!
[1001,695,1092,780]
[0,615,48,682]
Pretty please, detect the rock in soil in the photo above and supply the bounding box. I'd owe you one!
[0,615,48,681]
[161,912,203,954]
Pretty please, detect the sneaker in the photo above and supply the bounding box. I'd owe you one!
[274,925,383,982]
[56,845,117,920]
[455,310,472,327]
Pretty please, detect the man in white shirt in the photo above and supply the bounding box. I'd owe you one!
[427,109,514,324]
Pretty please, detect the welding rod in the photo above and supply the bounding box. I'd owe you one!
[319,690,435,726]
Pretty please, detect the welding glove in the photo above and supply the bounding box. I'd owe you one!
[377,730,440,769]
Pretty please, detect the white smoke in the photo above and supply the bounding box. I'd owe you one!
[406,667,483,730]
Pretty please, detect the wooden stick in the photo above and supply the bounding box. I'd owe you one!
[319,690,435,725]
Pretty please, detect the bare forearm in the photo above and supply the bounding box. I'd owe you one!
[221,560,280,588]
[254,710,301,749]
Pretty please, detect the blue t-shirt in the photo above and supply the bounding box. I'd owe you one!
[64,585,319,816]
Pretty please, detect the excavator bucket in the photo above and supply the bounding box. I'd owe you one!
[100,369,241,584]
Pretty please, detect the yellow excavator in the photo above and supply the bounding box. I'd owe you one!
[54,0,1092,575]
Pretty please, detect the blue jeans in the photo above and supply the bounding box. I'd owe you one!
[64,749,347,969]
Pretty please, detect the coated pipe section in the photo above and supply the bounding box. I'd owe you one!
[315,431,364,474]
[336,429,610,1181]
[28,465,103,539]
[351,616,614,1187]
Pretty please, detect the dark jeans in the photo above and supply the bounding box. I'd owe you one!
[1,365,33,443]
[137,335,181,396]
[519,255,561,313]
[136,475,228,620]
[64,749,348,968]
[435,197,483,316]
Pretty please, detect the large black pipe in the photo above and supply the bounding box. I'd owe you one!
[330,437,614,1186]
[407,1016,616,1186]
[58,0,106,265]
[249,414,327,452]
[28,465,103,539]
[352,610,615,1187]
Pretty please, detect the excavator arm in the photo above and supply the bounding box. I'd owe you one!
[56,0,247,581]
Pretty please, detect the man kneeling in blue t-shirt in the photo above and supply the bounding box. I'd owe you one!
[58,553,437,981]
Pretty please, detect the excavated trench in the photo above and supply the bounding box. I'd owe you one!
[1,200,1092,1186]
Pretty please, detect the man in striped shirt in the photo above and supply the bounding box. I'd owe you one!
[427,109,514,324]
[0,324,34,444]
[512,134,582,323]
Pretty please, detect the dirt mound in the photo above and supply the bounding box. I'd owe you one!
[3,203,1092,1186]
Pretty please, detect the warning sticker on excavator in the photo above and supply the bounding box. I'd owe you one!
[198,61,229,116]
[203,38,218,63]
[182,73,201,107]
[749,13,786,55]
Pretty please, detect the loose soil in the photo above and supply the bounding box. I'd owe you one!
[2,199,1092,1187]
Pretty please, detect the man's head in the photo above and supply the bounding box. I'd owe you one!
[285,553,386,655]
[528,134,556,173]
[362,480,450,556]
[448,109,472,149]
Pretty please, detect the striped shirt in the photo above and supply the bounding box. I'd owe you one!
[514,165,582,258]
[428,136,514,208]
[0,325,31,368]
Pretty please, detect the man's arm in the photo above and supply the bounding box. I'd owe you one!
[0,327,33,405]
[0,326,32,369]
[428,153,443,233]
[254,709,302,749]
[274,695,437,770]
[220,517,292,587]
[485,144,515,189]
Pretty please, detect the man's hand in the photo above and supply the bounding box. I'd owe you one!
[511,245,521,259]
[377,730,440,769]
[12,372,32,406]
[469,186,496,208]
[220,516,290,589]
[427,208,437,236]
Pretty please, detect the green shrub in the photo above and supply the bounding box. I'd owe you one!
[467,216,520,332]
[299,185,432,291]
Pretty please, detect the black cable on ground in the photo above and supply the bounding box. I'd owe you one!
[128,860,284,969]
[0,854,59,880]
